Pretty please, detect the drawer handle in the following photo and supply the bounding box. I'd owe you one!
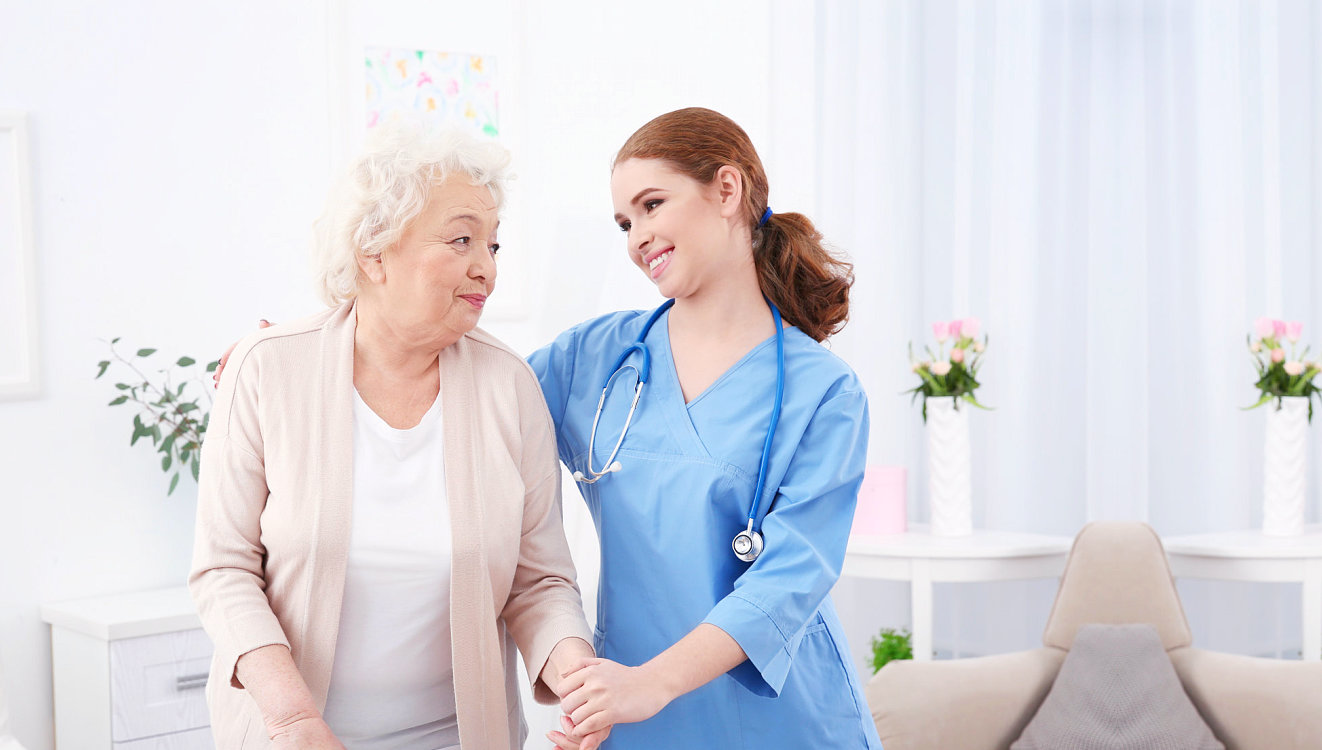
[176,673,208,691]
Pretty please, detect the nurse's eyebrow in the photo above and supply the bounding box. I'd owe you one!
[614,188,661,222]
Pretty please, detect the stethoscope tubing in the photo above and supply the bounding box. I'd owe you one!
[575,298,786,559]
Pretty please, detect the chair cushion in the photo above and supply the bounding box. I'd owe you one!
[1012,624,1223,750]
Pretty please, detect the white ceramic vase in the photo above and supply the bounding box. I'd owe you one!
[926,396,972,536]
[1263,396,1309,536]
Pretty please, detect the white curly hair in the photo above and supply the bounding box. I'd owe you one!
[312,122,513,305]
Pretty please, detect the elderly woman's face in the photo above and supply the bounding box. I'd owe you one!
[367,176,499,345]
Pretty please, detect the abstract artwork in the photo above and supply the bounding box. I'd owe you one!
[364,47,498,137]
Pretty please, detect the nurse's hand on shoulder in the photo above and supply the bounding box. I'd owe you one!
[213,319,273,387]
[268,715,346,750]
[558,657,673,740]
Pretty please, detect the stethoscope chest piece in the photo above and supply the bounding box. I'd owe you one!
[732,523,764,563]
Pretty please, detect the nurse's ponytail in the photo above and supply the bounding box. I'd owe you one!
[613,108,853,343]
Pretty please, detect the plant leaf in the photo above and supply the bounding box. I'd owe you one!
[168,472,180,495]
[108,395,128,406]
[191,454,200,481]
[1243,392,1276,410]
[206,360,220,373]
[96,360,110,379]
[176,356,196,367]
[161,454,172,472]
[136,348,157,357]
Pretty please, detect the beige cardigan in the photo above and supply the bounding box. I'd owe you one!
[189,302,591,749]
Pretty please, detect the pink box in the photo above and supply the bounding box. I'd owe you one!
[851,466,907,536]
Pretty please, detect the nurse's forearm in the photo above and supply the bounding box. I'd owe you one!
[643,623,748,702]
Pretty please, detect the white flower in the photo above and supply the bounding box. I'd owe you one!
[931,361,952,376]
[1250,341,1262,353]
[1284,361,1305,376]
[973,341,985,353]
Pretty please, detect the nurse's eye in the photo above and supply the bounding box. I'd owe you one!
[644,199,663,212]
[617,220,631,233]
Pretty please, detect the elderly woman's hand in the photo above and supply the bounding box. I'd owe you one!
[547,713,611,750]
[268,715,346,750]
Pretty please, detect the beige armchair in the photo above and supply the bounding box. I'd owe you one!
[866,522,1322,750]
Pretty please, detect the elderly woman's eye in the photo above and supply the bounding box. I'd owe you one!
[452,237,471,245]
[489,243,500,255]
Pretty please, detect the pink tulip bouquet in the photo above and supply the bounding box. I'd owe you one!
[1246,317,1321,420]
[906,318,991,421]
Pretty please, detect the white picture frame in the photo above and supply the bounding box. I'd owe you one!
[0,110,40,399]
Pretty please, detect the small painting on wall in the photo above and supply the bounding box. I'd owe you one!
[364,47,498,137]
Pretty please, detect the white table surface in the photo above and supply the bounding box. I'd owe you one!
[40,586,200,640]
[1163,526,1322,661]
[843,525,1074,661]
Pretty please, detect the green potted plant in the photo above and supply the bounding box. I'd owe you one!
[869,627,914,674]
[96,339,218,495]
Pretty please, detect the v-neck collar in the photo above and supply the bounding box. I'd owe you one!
[657,309,784,409]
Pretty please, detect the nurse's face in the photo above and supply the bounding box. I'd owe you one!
[611,158,746,300]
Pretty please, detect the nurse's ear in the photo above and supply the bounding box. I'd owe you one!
[713,165,745,220]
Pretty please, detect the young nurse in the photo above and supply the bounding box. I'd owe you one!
[534,107,882,749]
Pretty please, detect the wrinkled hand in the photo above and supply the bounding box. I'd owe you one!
[268,715,345,750]
[546,712,611,750]
[559,658,671,740]
[213,319,272,388]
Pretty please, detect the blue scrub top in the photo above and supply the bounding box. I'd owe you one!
[529,308,883,750]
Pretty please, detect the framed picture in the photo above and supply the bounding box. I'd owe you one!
[327,0,529,321]
[0,111,40,399]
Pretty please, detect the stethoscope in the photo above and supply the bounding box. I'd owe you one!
[572,298,786,563]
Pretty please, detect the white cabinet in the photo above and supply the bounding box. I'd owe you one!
[41,588,214,750]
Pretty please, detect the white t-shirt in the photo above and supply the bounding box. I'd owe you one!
[321,388,460,750]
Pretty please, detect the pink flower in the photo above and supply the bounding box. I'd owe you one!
[1273,319,1287,338]
[1285,361,1305,376]
[1255,317,1275,338]
[950,348,965,364]
[1271,348,1286,363]
[932,321,949,342]
[961,317,982,339]
[931,361,952,376]
[1287,321,1304,343]
[949,320,963,338]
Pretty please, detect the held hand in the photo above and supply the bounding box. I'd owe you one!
[213,319,272,388]
[267,715,346,750]
[559,658,672,739]
[547,713,612,750]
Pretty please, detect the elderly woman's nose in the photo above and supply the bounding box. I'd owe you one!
[470,246,497,280]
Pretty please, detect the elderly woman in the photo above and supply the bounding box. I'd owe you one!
[189,125,596,750]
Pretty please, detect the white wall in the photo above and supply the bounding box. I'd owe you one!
[0,2,808,748]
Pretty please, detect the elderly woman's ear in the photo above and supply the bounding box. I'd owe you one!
[357,250,386,284]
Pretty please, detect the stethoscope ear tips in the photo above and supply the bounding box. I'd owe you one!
[572,470,585,481]
[607,461,623,473]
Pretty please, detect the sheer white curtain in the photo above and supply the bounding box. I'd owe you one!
[804,0,1322,660]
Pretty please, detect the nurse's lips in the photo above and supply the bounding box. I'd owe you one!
[460,294,487,309]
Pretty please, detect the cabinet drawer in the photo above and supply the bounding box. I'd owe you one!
[113,726,214,750]
[110,628,213,741]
